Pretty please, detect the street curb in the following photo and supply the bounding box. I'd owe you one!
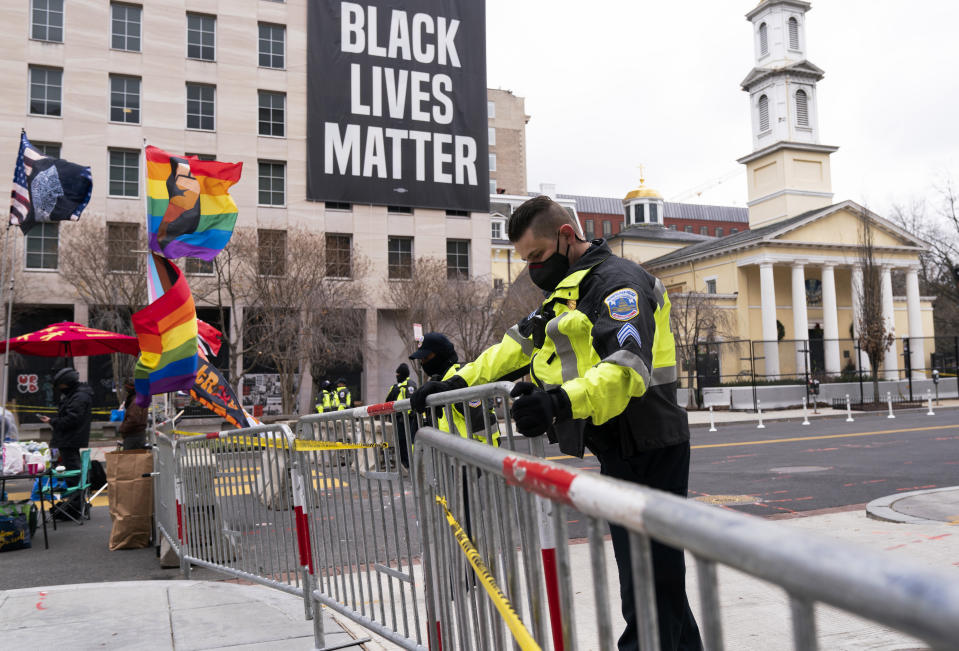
[865,486,959,524]
[688,402,959,429]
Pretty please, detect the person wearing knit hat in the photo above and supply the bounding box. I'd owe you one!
[386,363,417,468]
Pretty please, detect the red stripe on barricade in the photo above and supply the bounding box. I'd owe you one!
[293,506,314,573]
[365,401,396,416]
[541,547,565,651]
[502,457,576,506]
[176,500,185,544]
[205,432,220,439]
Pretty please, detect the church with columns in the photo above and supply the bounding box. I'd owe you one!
[620,0,934,380]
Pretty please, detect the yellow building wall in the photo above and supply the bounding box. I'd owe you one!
[615,239,690,266]
[777,207,906,248]
[490,246,525,288]
[746,148,834,228]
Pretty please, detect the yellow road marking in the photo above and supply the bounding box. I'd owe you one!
[545,423,959,460]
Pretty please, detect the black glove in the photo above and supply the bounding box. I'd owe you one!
[410,375,467,412]
[510,382,571,437]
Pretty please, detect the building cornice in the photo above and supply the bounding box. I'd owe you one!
[745,0,811,21]
[746,188,833,208]
[737,140,839,165]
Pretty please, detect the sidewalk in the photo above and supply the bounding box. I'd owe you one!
[685,397,959,426]
[0,580,360,650]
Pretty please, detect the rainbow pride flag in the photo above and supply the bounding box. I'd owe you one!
[145,145,242,261]
[132,253,198,406]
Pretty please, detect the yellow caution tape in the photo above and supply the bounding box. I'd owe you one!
[171,431,388,453]
[434,496,542,651]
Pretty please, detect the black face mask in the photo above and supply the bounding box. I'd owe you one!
[421,355,449,378]
[528,232,571,292]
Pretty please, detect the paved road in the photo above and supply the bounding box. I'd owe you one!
[544,407,959,523]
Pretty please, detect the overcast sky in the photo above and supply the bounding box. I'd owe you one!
[485,1,959,215]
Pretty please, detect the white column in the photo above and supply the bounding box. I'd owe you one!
[73,302,90,382]
[362,308,379,406]
[881,265,898,380]
[791,263,809,376]
[905,266,924,377]
[850,266,871,372]
[759,262,780,378]
[821,263,841,375]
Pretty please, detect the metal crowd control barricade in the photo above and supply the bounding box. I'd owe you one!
[293,382,538,650]
[153,432,180,557]
[414,427,959,651]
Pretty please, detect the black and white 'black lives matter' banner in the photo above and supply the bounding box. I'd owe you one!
[306,1,488,213]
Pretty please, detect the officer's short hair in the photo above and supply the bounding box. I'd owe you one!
[508,196,579,242]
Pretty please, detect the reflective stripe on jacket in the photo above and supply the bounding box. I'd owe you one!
[315,390,335,413]
[435,364,500,446]
[455,240,687,456]
[333,388,351,410]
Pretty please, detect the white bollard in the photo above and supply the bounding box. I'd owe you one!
[708,405,717,432]
[845,394,854,422]
[801,396,810,426]
[927,390,935,416]
[886,391,895,419]
[756,399,766,429]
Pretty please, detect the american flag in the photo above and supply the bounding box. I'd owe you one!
[9,131,46,228]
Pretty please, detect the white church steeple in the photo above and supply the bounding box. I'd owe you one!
[738,0,838,229]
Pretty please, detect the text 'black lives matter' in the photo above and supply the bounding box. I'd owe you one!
[306,1,489,213]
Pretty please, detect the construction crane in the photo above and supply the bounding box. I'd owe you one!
[669,168,744,202]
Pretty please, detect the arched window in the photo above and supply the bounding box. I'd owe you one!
[649,203,659,224]
[759,23,768,55]
[758,94,769,132]
[788,17,799,49]
[795,89,809,126]
[634,203,644,224]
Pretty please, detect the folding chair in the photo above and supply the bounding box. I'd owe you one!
[44,449,92,528]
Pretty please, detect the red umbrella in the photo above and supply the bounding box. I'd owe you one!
[0,321,140,357]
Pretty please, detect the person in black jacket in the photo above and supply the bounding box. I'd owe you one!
[38,367,93,519]
[385,364,417,468]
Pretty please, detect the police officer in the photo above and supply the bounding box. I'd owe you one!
[386,363,417,468]
[386,363,416,402]
[315,379,335,413]
[411,195,702,651]
[409,333,498,445]
[332,378,352,410]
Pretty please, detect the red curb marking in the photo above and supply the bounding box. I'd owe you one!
[36,591,48,610]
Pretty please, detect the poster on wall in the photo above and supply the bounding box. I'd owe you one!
[307,0,489,212]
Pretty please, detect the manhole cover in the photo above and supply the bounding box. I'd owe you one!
[770,466,831,474]
[694,494,760,505]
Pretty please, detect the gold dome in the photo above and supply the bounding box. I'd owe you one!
[624,177,662,201]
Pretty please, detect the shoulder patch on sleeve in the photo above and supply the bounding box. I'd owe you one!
[616,323,641,348]
[605,288,640,321]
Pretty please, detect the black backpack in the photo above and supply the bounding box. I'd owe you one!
[89,459,107,490]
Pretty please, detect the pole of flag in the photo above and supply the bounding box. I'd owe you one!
[0,226,17,430]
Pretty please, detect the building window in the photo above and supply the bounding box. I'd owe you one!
[446,239,470,279]
[185,258,214,275]
[489,153,496,172]
[387,237,413,280]
[257,229,286,276]
[111,3,141,51]
[488,127,496,146]
[107,222,140,272]
[258,160,285,206]
[700,226,708,235]
[759,22,767,56]
[489,180,497,194]
[187,13,216,61]
[258,90,285,137]
[186,83,215,130]
[716,227,724,238]
[109,148,139,197]
[684,225,693,233]
[31,0,64,42]
[788,17,799,49]
[487,100,495,118]
[730,227,739,234]
[705,279,717,294]
[446,209,469,217]
[758,94,769,132]
[258,22,285,69]
[649,203,659,224]
[795,89,809,127]
[326,234,352,278]
[669,224,677,230]
[33,141,60,158]
[491,221,503,239]
[29,66,62,116]
[110,75,140,123]
[602,221,612,237]
[388,205,414,214]
[325,201,351,211]
[25,222,59,270]
[631,204,642,224]
[584,219,594,239]
[493,278,505,297]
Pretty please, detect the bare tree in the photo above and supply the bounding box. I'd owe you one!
[387,257,450,354]
[669,289,732,408]
[856,209,895,402]
[491,269,542,337]
[59,221,147,394]
[442,276,502,361]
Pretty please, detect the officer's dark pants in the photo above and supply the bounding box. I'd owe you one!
[595,441,703,651]
[58,447,83,517]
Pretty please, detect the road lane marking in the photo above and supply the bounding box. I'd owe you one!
[544,423,959,460]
